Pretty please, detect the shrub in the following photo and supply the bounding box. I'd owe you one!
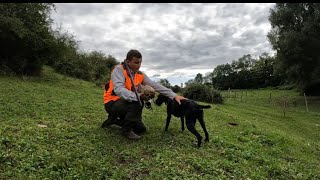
[46,28,118,85]
[52,49,118,86]
[182,83,224,104]
[211,89,224,104]
[171,85,181,93]
[0,3,55,76]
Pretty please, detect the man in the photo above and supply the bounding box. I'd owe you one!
[102,49,186,139]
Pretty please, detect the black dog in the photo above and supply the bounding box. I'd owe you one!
[155,94,211,147]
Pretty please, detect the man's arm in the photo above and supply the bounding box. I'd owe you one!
[142,73,177,100]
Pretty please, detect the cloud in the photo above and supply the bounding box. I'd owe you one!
[50,3,276,86]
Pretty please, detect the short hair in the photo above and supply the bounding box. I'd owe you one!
[126,49,142,61]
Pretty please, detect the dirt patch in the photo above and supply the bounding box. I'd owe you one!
[117,158,135,165]
[227,122,239,126]
[128,169,150,179]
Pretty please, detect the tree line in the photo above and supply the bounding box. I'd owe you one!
[1,3,319,97]
[0,3,118,86]
[183,53,281,90]
[173,3,319,96]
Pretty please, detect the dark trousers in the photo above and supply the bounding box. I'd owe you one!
[104,99,146,134]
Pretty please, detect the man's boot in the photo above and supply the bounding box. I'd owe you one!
[121,121,141,140]
[123,130,141,140]
[101,115,119,128]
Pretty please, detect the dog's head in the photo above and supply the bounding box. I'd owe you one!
[154,93,170,106]
[138,84,156,101]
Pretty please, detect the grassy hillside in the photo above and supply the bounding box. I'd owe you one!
[1,66,319,179]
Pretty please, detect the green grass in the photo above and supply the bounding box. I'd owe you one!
[1,66,319,179]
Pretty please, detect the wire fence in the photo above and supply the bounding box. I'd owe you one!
[220,89,320,113]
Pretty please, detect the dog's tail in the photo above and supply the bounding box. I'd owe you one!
[198,105,211,109]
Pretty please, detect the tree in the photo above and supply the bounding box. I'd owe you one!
[210,53,281,90]
[159,79,171,88]
[267,3,320,95]
[0,3,55,75]
[171,85,181,93]
[212,63,235,89]
[184,79,194,87]
[203,73,213,86]
[194,73,203,84]
[253,53,282,87]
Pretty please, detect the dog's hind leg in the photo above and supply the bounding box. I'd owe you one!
[186,120,202,148]
[180,116,185,131]
[198,115,209,142]
[164,113,172,131]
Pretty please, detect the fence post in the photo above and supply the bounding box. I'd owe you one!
[269,92,272,104]
[304,93,309,112]
[254,91,258,104]
[241,91,243,102]
[245,91,247,103]
[283,99,287,117]
[211,88,214,103]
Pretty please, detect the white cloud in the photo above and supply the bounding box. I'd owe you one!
[50,3,276,86]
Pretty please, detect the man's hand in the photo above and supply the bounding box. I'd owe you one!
[175,95,187,105]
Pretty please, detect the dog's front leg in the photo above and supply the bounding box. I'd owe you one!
[165,113,172,131]
[180,116,185,131]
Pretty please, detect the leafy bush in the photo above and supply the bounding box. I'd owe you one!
[182,83,224,104]
[211,89,224,104]
[171,85,181,93]
[52,50,118,86]
[85,52,119,86]
[47,28,118,85]
[0,3,55,76]
[0,3,119,85]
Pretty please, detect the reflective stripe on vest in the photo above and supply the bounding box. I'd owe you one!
[103,64,144,104]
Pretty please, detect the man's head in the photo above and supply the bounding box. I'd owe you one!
[126,49,142,72]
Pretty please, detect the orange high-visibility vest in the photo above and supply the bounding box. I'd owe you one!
[103,64,144,104]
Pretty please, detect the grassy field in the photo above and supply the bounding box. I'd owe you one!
[1,66,319,179]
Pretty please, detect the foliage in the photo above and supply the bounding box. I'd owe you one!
[267,3,320,95]
[0,3,55,76]
[182,83,224,104]
[52,42,118,86]
[0,3,118,85]
[171,85,181,93]
[211,89,224,104]
[184,79,195,87]
[159,79,172,89]
[205,53,282,90]
[45,26,80,67]
[40,23,118,85]
[194,73,204,84]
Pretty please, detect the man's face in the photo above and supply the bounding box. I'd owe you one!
[128,57,142,73]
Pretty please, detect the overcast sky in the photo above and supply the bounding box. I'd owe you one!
[50,3,275,86]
